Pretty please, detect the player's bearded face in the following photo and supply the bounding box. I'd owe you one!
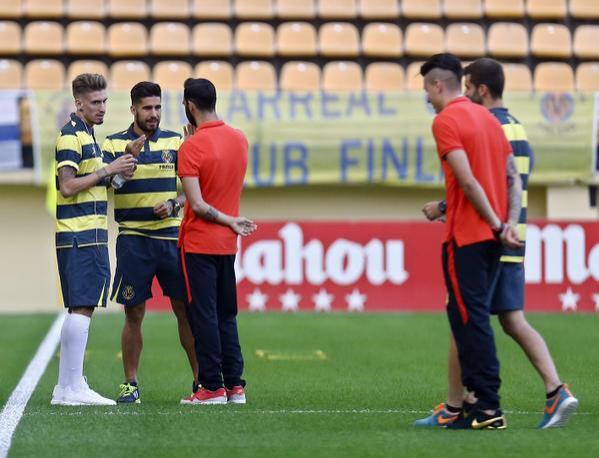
[133,96,161,132]
[184,101,196,127]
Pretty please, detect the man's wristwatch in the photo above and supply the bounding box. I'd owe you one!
[168,199,181,217]
[438,200,447,215]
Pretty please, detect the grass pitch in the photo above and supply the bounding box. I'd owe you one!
[3,312,598,458]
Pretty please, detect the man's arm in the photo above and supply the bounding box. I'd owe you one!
[506,154,522,227]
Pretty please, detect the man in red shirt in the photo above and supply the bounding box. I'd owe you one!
[420,53,520,429]
[177,78,256,405]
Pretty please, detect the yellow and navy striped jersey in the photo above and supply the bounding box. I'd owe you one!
[102,125,183,240]
[490,107,533,263]
[55,113,108,248]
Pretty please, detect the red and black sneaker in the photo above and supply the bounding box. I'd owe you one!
[180,387,227,405]
[225,385,246,404]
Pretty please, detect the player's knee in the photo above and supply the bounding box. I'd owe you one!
[125,305,145,325]
[499,312,526,338]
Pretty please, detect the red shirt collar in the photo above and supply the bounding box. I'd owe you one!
[199,120,224,130]
[446,96,469,107]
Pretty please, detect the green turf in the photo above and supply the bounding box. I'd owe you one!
[4,312,599,458]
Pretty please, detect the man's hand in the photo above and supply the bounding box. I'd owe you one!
[153,201,172,219]
[230,217,257,237]
[106,154,136,175]
[422,201,443,221]
[496,223,523,249]
[125,136,146,157]
[183,124,196,139]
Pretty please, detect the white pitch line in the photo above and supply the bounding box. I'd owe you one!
[0,313,65,458]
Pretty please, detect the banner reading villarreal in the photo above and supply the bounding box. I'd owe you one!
[32,90,596,187]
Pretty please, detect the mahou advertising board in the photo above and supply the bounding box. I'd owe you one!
[148,221,599,313]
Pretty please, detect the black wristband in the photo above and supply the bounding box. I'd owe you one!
[438,200,447,215]
[168,199,181,217]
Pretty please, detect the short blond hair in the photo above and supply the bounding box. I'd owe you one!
[72,73,106,98]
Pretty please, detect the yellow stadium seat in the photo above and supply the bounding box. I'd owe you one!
[150,22,190,55]
[150,0,190,18]
[362,22,402,57]
[280,61,321,91]
[365,62,404,91]
[405,61,424,91]
[108,22,148,57]
[318,0,357,19]
[319,22,360,57]
[192,23,232,56]
[402,0,441,19]
[526,0,567,19]
[0,0,22,18]
[236,61,277,91]
[195,61,234,90]
[277,0,316,18]
[487,22,528,58]
[404,23,444,56]
[66,0,106,19]
[570,0,599,18]
[446,23,485,57]
[153,61,192,90]
[502,63,532,92]
[0,60,22,89]
[109,60,151,90]
[24,21,63,55]
[107,0,147,18]
[24,59,64,89]
[358,0,400,19]
[531,23,571,58]
[443,0,482,19]
[235,0,274,19]
[0,21,21,55]
[277,22,317,56]
[192,0,232,19]
[235,22,275,57]
[484,0,524,18]
[576,63,599,91]
[322,61,363,91]
[573,25,599,59]
[68,60,109,82]
[66,21,106,55]
[24,0,63,18]
[534,62,574,92]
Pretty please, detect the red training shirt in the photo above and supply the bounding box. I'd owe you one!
[432,96,511,247]
[178,120,248,254]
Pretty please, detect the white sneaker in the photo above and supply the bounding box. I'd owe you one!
[55,377,116,406]
[50,385,66,405]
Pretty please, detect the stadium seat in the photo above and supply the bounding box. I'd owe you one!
[280,61,321,91]
[235,0,274,19]
[502,63,532,92]
[526,0,567,19]
[404,23,444,56]
[487,22,528,58]
[24,59,64,89]
[362,23,402,57]
[318,0,358,19]
[150,0,190,18]
[277,0,315,18]
[405,61,424,91]
[365,62,404,91]
[276,22,317,56]
[322,61,363,91]
[576,63,599,91]
[66,22,106,55]
[534,62,574,92]
[0,21,21,55]
[443,0,483,19]
[236,61,277,91]
[235,22,275,57]
[358,0,400,19]
[192,23,232,56]
[24,0,63,17]
[68,60,109,82]
[319,22,360,57]
[66,0,106,19]
[0,59,22,89]
[108,22,148,57]
[107,0,147,18]
[531,23,571,58]
[573,25,599,59]
[195,61,234,90]
[570,0,599,18]
[153,61,192,90]
[24,21,63,55]
[445,23,484,57]
[0,0,22,18]
[402,0,441,19]
[192,0,232,19]
[109,60,150,90]
[150,22,190,55]
[484,0,524,18]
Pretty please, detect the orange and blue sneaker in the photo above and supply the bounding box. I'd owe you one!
[414,403,461,427]
[538,384,578,429]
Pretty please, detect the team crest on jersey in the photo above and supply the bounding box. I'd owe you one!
[122,285,135,301]
[162,150,173,163]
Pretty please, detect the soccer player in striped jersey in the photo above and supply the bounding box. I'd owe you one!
[102,82,198,403]
[51,74,137,406]
[418,58,578,429]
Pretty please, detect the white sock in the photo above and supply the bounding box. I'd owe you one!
[62,313,91,389]
[57,313,71,388]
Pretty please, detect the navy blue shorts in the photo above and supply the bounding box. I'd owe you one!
[56,243,110,308]
[490,262,525,315]
[111,235,185,306]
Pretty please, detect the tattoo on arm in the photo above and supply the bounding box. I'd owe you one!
[507,155,522,225]
[205,206,219,221]
[58,166,76,181]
